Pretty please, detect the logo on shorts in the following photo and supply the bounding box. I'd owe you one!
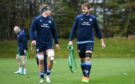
[24,50,26,54]
[36,49,39,52]
[91,46,93,50]
[78,50,80,52]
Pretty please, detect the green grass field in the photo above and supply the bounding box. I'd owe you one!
[0,58,135,84]
[0,38,135,58]
[0,38,135,84]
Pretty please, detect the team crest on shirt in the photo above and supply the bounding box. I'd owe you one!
[81,18,83,21]
[40,19,42,22]
[48,20,52,23]
[89,18,92,22]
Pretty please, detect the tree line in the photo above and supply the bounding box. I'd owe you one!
[0,0,135,40]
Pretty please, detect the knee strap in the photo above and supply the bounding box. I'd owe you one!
[85,53,92,58]
[37,54,44,60]
[47,50,55,61]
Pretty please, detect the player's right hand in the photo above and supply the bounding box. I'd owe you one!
[55,44,60,50]
[31,40,36,47]
[68,41,73,46]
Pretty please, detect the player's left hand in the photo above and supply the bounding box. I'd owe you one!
[55,44,60,49]
[101,42,106,49]
[101,38,106,49]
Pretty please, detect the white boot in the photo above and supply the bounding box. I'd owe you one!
[24,68,26,75]
[46,75,51,83]
[14,67,21,74]
[20,68,26,75]
[39,78,44,83]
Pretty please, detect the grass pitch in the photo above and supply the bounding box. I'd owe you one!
[0,38,135,58]
[0,58,135,84]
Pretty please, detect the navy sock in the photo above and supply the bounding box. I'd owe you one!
[40,72,44,79]
[46,69,51,76]
[81,62,86,76]
[84,62,92,78]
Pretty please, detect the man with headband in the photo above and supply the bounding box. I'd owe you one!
[30,6,59,83]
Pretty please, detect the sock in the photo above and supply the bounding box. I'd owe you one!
[20,67,23,72]
[84,62,92,78]
[40,72,44,79]
[46,69,51,76]
[20,67,24,74]
[24,68,26,72]
[19,67,21,71]
[44,54,47,74]
[81,62,86,76]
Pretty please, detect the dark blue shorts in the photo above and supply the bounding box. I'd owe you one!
[18,49,27,56]
[36,43,53,53]
[77,43,94,58]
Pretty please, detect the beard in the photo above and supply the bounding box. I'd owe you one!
[82,11,89,15]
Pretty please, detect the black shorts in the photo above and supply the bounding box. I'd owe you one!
[77,43,94,58]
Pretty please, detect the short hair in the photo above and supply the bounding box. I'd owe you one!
[14,26,20,32]
[81,3,91,9]
[14,26,20,29]
[39,4,50,14]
